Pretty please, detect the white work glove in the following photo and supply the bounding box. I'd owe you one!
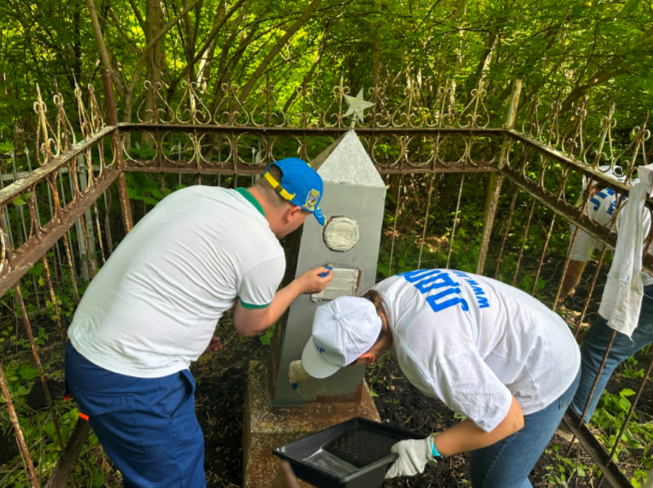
[288,360,312,384]
[384,438,435,479]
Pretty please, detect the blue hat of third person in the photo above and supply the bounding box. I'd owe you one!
[263,158,325,225]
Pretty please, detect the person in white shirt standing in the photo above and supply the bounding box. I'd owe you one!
[65,158,332,488]
[560,177,653,423]
[300,269,580,488]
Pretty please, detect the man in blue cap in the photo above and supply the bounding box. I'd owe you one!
[65,157,331,487]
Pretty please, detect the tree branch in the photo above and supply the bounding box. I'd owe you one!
[167,0,247,92]
[127,0,204,95]
[127,0,146,29]
[282,24,330,112]
[561,66,632,113]
[85,0,124,96]
[239,0,323,101]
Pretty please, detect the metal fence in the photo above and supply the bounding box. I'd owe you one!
[0,71,651,487]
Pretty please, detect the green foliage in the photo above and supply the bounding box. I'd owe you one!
[623,355,645,377]
[377,248,420,280]
[622,363,645,380]
[0,362,37,399]
[598,388,637,419]
[126,173,164,206]
[590,388,653,483]
[544,445,595,485]
[0,326,110,486]
[3,0,653,152]
[0,398,108,488]
[11,192,31,207]
[259,324,275,346]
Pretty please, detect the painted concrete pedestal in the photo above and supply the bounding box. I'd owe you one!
[242,361,380,488]
[243,130,386,487]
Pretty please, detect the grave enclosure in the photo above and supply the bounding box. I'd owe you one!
[1,71,653,488]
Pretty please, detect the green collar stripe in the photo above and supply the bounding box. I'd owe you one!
[238,297,271,309]
[235,187,265,217]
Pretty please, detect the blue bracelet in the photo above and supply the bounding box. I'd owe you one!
[428,436,443,460]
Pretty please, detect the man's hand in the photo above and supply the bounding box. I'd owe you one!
[294,266,333,294]
[385,438,433,479]
[233,266,333,337]
[205,335,223,353]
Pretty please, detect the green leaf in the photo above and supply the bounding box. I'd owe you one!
[620,0,641,15]
[44,420,56,436]
[143,196,160,206]
[259,328,274,346]
[18,364,39,380]
[27,263,44,277]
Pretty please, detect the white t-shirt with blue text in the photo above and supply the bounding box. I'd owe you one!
[373,270,580,432]
[569,187,653,287]
[68,186,285,378]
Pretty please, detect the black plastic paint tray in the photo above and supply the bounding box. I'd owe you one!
[273,417,426,488]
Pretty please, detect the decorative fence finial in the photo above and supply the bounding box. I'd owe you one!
[343,88,374,127]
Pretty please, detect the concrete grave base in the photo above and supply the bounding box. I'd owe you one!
[243,360,380,488]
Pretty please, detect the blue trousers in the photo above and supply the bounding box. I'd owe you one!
[64,342,206,488]
[469,371,580,488]
[571,284,653,422]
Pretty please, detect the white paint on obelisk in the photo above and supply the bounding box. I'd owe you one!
[272,130,386,405]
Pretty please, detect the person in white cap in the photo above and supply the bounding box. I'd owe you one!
[301,269,581,488]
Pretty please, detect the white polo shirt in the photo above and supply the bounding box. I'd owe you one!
[570,187,653,287]
[373,270,580,432]
[68,186,285,378]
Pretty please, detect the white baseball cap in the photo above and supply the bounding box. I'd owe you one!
[582,165,627,191]
[301,296,382,379]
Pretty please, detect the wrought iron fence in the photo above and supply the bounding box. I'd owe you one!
[0,71,652,487]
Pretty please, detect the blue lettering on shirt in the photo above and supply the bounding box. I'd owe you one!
[590,188,616,212]
[452,271,490,309]
[426,287,469,312]
[399,269,490,313]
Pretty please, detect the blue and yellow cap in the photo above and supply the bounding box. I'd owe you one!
[264,157,325,226]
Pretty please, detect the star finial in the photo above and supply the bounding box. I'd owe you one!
[343,88,374,126]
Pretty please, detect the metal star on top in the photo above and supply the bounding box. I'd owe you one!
[343,88,375,125]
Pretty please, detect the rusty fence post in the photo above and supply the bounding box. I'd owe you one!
[476,79,522,275]
[0,363,41,488]
[44,419,92,488]
[101,69,133,234]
